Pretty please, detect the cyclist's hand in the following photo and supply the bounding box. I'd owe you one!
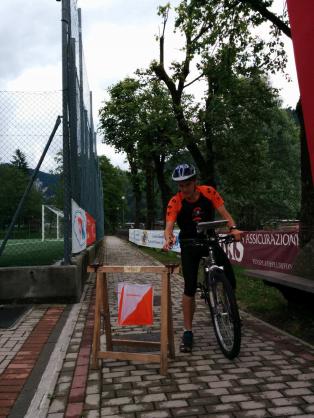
[163,235,175,251]
[230,229,243,242]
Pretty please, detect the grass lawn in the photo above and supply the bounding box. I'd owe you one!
[0,239,64,267]
[139,246,314,346]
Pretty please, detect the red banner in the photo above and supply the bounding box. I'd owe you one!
[222,231,299,273]
[287,0,314,183]
[86,212,96,246]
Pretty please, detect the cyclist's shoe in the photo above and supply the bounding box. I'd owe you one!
[180,330,193,353]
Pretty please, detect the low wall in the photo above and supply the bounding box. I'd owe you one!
[0,239,103,304]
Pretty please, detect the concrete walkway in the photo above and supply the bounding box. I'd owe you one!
[1,236,314,418]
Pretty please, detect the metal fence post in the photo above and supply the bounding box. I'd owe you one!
[78,8,87,213]
[61,0,72,264]
[68,37,79,203]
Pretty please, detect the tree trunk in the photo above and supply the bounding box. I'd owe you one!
[171,95,210,183]
[144,162,155,229]
[129,159,141,228]
[203,79,217,188]
[291,100,314,280]
[152,154,173,223]
[153,63,213,184]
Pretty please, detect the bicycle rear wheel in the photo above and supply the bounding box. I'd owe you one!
[206,268,241,359]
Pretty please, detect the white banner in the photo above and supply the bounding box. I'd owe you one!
[129,229,299,273]
[129,229,181,253]
[72,199,87,254]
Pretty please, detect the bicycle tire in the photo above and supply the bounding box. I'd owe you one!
[206,267,241,359]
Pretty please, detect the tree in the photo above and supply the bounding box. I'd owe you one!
[98,155,130,233]
[175,60,298,228]
[11,149,29,175]
[151,1,287,186]
[137,78,185,220]
[0,163,43,236]
[234,0,314,276]
[214,83,300,228]
[48,150,64,209]
[99,78,143,227]
[99,77,184,228]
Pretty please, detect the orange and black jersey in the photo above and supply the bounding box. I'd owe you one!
[166,185,224,239]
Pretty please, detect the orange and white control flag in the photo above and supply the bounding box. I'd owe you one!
[118,283,153,326]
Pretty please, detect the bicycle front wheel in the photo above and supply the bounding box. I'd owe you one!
[207,268,241,359]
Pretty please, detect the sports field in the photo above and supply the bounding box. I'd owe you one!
[0,239,64,267]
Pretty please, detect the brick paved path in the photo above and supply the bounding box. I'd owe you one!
[1,236,314,417]
[0,306,65,417]
[44,236,314,418]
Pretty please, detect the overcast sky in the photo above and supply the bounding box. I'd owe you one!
[0,0,299,169]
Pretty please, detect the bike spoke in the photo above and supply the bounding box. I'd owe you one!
[214,284,234,350]
[208,273,241,358]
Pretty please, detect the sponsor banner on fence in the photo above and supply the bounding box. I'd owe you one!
[72,199,97,253]
[86,212,96,246]
[129,229,180,252]
[72,199,87,254]
[287,0,314,183]
[222,231,299,273]
[129,229,299,273]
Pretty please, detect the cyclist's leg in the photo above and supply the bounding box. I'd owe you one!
[182,295,195,330]
[180,245,202,296]
[213,244,236,290]
[179,245,202,351]
[180,245,200,327]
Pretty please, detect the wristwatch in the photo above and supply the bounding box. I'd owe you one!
[229,225,238,231]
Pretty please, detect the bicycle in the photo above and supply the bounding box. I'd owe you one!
[181,219,241,359]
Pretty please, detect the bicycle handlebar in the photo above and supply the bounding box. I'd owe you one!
[196,220,228,234]
[218,234,235,244]
[180,234,235,247]
[179,220,239,248]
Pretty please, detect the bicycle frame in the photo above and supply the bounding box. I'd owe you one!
[189,220,241,359]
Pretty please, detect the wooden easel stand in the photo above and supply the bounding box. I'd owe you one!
[87,264,179,375]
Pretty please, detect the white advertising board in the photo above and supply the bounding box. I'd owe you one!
[72,199,87,253]
[129,229,181,253]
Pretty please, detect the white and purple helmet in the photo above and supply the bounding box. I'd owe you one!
[172,163,196,182]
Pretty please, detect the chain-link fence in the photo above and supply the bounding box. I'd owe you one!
[0,0,104,267]
[0,91,64,266]
[62,0,104,261]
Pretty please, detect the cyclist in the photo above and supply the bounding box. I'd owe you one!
[163,163,242,353]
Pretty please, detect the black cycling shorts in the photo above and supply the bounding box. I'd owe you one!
[180,242,236,297]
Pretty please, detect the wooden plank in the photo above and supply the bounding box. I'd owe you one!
[91,271,102,369]
[88,265,167,274]
[165,263,180,274]
[98,351,160,363]
[102,273,113,351]
[160,271,169,375]
[167,271,175,359]
[112,339,160,348]
[245,269,314,294]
